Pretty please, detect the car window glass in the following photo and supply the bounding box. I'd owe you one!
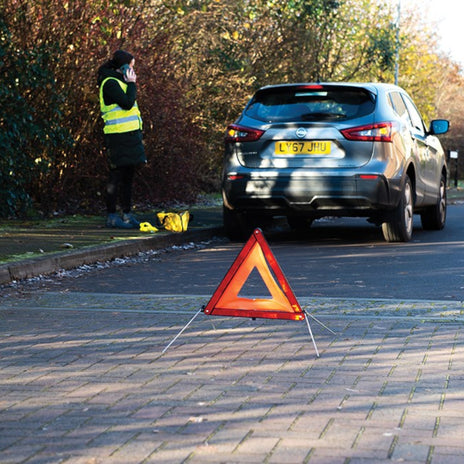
[389,92,409,120]
[401,94,426,134]
[245,87,375,123]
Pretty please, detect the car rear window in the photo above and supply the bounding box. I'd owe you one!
[245,86,375,123]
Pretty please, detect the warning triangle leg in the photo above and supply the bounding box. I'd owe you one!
[162,308,202,353]
[304,315,320,358]
[304,309,336,335]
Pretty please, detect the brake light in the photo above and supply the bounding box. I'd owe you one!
[341,122,394,142]
[296,85,324,90]
[225,124,264,142]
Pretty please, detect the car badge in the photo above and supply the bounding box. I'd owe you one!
[296,128,307,139]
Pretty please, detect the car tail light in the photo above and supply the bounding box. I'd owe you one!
[341,122,394,142]
[225,124,265,142]
[227,174,245,181]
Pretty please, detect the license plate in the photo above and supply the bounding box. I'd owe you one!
[275,141,331,155]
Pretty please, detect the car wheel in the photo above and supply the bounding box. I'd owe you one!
[287,215,314,231]
[223,206,264,241]
[382,175,414,242]
[420,174,446,230]
[223,206,247,241]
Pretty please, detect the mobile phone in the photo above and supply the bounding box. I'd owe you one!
[120,64,131,76]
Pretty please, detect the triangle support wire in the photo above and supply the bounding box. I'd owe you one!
[301,309,337,359]
[304,308,336,335]
[161,306,337,356]
[304,313,319,358]
[162,308,203,354]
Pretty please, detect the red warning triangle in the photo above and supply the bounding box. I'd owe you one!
[203,228,305,321]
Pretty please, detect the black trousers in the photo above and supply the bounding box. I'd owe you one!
[106,165,136,214]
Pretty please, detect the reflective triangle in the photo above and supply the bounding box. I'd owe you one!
[203,228,305,321]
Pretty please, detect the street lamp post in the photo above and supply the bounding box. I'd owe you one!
[394,0,401,85]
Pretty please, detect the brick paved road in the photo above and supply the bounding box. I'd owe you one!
[1,293,464,463]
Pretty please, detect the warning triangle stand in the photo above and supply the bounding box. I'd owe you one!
[162,228,334,356]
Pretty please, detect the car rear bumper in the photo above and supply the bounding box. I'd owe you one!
[222,171,401,217]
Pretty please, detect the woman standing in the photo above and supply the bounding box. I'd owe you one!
[97,50,146,228]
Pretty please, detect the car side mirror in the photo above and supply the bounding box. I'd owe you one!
[429,119,449,135]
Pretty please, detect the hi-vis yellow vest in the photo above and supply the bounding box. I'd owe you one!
[99,77,143,134]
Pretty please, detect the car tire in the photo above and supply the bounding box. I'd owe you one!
[287,215,314,231]
[223,206,265,241]
[223,206,247,241]
[420,174,446,230]
[382,175,414,242]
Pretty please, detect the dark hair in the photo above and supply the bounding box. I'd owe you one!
[97,50,135,85]
[109,50,134,69]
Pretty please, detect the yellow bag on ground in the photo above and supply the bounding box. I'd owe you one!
[139,222,159,233]
[157,211,190,232]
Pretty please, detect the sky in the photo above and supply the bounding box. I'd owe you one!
[401,0,464,67]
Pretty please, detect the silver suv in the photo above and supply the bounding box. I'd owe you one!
[222,82,449,242]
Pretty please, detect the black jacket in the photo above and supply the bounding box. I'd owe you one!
[97,64,146,168]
